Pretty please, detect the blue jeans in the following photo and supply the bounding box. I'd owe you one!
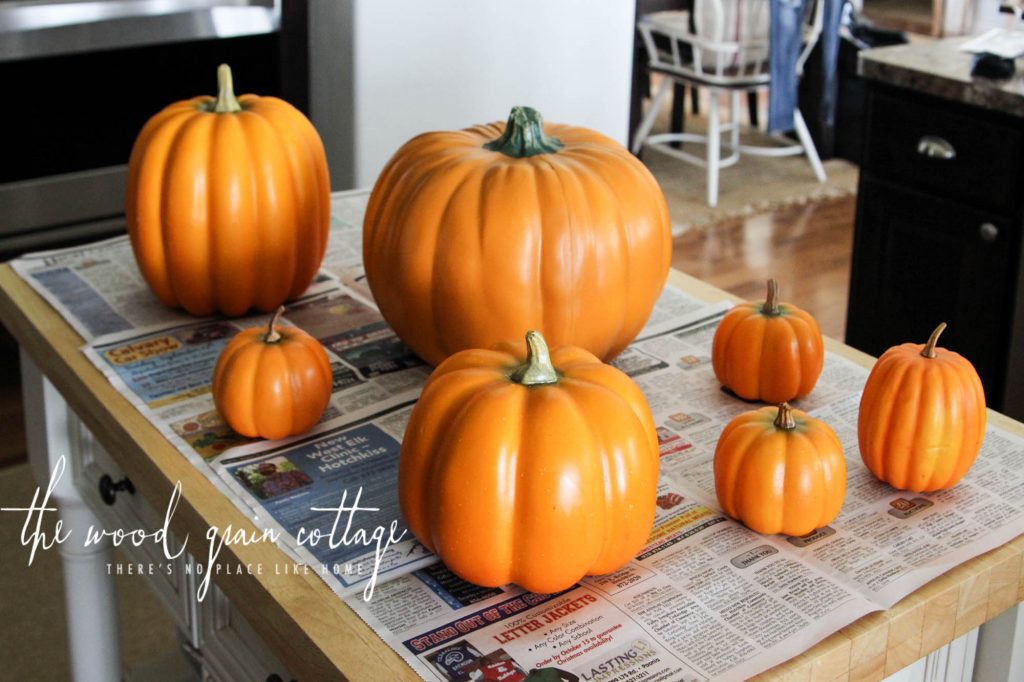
[768,0,842,135]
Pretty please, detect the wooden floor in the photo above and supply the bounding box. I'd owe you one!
[672,195,857,340]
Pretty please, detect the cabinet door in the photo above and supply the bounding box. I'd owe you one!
[846,177,1018,410]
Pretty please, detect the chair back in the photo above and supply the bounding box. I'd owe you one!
[639,0,822,85]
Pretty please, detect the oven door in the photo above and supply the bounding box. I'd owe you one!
[0,0,304,256]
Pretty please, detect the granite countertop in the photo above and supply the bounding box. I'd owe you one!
[859,37,1024,117]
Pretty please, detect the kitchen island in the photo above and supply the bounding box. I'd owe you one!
[2,186,1024,679]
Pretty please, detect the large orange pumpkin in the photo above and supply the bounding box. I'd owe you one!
[712,279,824,403]
[715,403,846,536]
[212,307,332,440]
[399,330,660,593]
[859,323,986,492]
[126,64,330,316]
[363,106,672,366]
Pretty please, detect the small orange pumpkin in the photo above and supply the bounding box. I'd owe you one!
[126,64,330,316]
[712,279,824,403]
[715,403,846,536]
[399,330,659,593]
[363,106,672,366]
[859,323,986,492]
[212,307,332,440]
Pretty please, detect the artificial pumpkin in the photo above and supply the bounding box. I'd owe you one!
[363,106,672,366]
[712,279,824,403]
[126,64,330,316]
[212,306,332,440]
[399,330,660,593]
[715,403,845,536]
[859,323,986,492]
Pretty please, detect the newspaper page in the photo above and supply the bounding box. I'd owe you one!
[322,189,374,303]
[208,401,436,593]
[14,190,1024,680]
[627,319,1024,611]
[82,284,430,465]
[11,220,348,342]
[346,478,879,681]
[343,315,1024,682]
[10,235,201,340]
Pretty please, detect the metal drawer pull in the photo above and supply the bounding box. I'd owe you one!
[98,474,135,506]
[917,135,956,160]
[980,222,999,242]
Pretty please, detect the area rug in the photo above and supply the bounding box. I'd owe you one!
[0,462,183,680]
[640,116,860,236]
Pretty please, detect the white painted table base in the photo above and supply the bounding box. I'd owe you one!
[21,349,122,682]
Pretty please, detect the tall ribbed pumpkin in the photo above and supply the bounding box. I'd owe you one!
[859,323,986,492]
[363,106,672,366]
[126,64,330,316]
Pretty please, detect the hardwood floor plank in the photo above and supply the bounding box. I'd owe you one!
[671,195,857,340]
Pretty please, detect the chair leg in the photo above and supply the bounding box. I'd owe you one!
[670,83,686,149]
[690,85,700,115]
[707,90,721,208]
[730,91,741,151]
[793,109,827,182]
[631,77,673,155]
[747,91,759,128]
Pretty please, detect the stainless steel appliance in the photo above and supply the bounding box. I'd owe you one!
[0,0,308,256]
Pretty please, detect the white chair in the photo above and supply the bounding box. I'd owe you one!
[632,0,827,207]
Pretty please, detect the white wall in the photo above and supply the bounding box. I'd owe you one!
[312,0,637,189]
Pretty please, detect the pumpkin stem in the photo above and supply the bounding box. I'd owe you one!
[509,331,559,386]
[264,306,286,344]
[774,403,797,430]
[921,322,947,359]
[484,106,564,158]
[762,279,781,316]
[214,64,243,113]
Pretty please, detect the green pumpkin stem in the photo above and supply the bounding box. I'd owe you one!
[484,106,564,158]
[214,64,242,113]
[762,279,781,316]
[921,322,947,359]
[264,306,286,344]
[774,403,797,430]
[509,331,559,386]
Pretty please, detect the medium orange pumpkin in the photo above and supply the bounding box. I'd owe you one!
[715,403,846,536]
[859,323,986,492]
[712,279,824,403]
[126,64,330,316]
[399,330,659,593]
[212,307,332,440]
[363,106,672,366]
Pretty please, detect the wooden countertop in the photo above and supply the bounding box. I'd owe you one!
[1,263,1022,681]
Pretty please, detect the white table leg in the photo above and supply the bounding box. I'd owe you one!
[975,604,1024,682]
[20,350,122,682]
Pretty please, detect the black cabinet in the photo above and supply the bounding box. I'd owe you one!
[846,84,1024,420]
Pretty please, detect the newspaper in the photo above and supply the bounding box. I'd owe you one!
[12,190,1024,680]
[8,187,371,342]
[342,319,1024,681]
